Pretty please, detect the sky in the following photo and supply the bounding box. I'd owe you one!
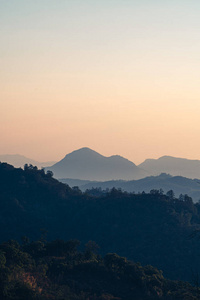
[1,0,200,164]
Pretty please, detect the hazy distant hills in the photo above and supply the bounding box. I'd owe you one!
[139,156,200,179]
[2,150,200,181]
[60,173,200,202]
[47,147,148,180]
[48,149,200,181]
[0,154,56,169]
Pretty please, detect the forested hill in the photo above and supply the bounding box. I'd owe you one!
[61,173,200,202]
[1,163,200,282]
[0,239,200,300]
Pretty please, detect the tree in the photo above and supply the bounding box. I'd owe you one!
[104,253,127,272]
[150,189,160,195]
[72,186,82,195]
[0,251,6,268]
[179,194,184,201]
[166,190,175,200]
[46,170,53,178]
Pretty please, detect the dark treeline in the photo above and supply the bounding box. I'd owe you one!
[0,238,200,300]
[1,163,200,282]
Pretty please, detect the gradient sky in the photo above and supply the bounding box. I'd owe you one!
[1,0,200,164]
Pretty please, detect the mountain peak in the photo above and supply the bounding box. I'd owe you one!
[64,147,104,159]
[49,148,147,181]
[74,147,94,152]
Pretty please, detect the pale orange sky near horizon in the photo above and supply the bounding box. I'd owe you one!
[1,1,200,164]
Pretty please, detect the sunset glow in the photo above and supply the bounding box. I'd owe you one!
[1,0,200,164]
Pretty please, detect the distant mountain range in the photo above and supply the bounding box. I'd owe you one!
[0,154,56,169]
[47,147,148,180]
[48,148,200,181]
[139,156,200,179]
[1,149,200,181]
[60,173,200,202]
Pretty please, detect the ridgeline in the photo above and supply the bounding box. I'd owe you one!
[1,162,200,283]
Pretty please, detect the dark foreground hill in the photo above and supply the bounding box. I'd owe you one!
[139,156,200,179]
[1,163,200,282]
[62,173,200,202]
[47,147,147,180]
[0,239,199,300]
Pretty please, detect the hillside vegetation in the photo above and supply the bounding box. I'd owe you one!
[1,163,200,282]
[0,238,200,300]
[61,173,200,202]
